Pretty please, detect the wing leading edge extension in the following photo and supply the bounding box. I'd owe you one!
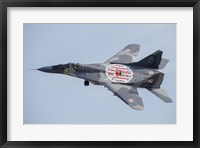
[104,81,144,110]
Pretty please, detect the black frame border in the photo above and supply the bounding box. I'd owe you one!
[0,0,199,148]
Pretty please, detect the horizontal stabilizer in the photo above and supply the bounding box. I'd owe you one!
[159,58,169,69]
[147,88,173,103]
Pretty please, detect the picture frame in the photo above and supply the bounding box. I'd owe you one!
[0,0,199,147]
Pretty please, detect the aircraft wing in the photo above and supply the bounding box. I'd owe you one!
[104,44,140,64]
[104,81,144,110]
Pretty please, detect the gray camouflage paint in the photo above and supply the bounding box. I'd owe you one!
[38,44,172,110]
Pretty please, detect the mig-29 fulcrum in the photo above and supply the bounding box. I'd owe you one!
[38,44,173,110]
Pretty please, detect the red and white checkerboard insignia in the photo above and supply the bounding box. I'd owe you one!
[125,48,131,52]
[128,98,134,103]
[148,79,153,83]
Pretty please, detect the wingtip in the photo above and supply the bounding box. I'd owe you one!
[131,105,144,110]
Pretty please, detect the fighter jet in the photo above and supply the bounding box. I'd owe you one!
[38,44,172,110]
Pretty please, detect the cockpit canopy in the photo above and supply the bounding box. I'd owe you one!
[52,63,82,70]
[52,64,63,69]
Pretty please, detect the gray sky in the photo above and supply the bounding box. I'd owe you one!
[24,24,176,124]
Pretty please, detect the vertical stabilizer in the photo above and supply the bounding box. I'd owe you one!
[133,50,162,69]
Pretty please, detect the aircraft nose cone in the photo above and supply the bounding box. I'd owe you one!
[38,66,53,73]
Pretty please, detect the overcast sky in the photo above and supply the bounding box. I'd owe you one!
[24,23,176,124]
